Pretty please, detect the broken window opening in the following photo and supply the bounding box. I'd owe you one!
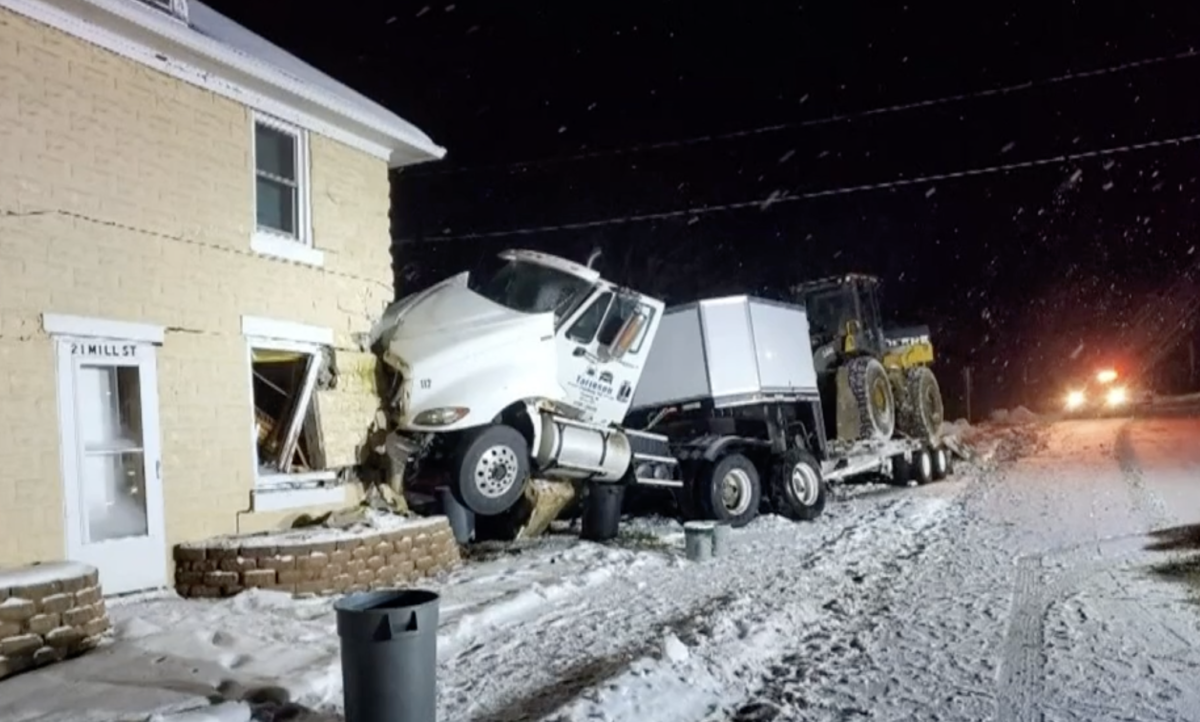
[251,346,329,475]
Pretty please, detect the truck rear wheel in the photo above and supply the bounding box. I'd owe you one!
[848,357,896,441]
[912,447,934,485]
[770,449,827,521]
[889,454,912,487]
[896,366,945,440]
[451,424,530,516]
[698,453,762,528]
[931,446,951,481]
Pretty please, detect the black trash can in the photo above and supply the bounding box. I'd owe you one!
[581,481,625,542]
[335,589,441,722]
[435,486,475,545]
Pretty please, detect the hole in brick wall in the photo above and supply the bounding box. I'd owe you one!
[252,348,328,474]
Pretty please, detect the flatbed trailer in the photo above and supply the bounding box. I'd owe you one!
[622,295,953,528]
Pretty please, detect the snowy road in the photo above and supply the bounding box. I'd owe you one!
[4,414,1200,722]
[726,413,1200,722]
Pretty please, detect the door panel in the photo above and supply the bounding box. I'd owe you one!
[57,339,166,595]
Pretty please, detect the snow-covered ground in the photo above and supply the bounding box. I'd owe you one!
[4,413,1200,722]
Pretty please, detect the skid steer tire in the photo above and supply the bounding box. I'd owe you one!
[769,448,827,521]
[848,356,896,441]
[897,366,945,440]
[451,424,530,516]
[697,453,762,528]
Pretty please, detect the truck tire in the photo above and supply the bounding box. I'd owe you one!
[451,424,530,516]
[848,357,896,441]
[698,453,762,528]
[896,366,944,440]
[889,453,912,487]
[911,447,934,485]
[770,448,827,521]
[931,446,951,481]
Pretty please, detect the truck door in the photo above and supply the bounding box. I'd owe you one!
[557,291,659,423]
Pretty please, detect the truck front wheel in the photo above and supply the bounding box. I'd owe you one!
[451,424,530,516]
[770,449,827,521]
[698,453,762,528]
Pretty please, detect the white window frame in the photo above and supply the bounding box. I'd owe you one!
[241,316,341,511]
[250,112,322,267]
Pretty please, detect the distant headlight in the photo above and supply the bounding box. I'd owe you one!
[1065,390,1086,410]
[1105,387,1127,407]
[412,407,470,426]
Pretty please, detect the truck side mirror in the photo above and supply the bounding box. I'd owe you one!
[607,310,647,360]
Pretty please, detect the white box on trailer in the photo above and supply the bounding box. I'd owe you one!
[630,295,819,410]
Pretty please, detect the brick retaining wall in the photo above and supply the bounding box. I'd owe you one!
[0,561,111,680]
[173,517,461,599]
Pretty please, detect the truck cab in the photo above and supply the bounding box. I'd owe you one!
[370,249,664,516]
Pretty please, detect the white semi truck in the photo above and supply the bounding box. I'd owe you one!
[370,249,952,528]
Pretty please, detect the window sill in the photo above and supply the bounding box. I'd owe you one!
[252,471,342,512]
[251,232,324,267]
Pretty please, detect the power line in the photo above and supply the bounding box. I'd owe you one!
[405,130,1200,243]
[410,47,1200,179]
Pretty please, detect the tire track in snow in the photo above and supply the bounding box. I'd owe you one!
[1114,423,1171,529]
[719,494,959,721]
[444,498,911,722]
[720,426,1045,722]
[995,554,1046,722]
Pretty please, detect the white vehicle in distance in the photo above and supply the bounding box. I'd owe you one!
[1063,367,1151,417]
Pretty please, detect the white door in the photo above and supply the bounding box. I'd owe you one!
[556,291,661,423]
[56,338,166,594]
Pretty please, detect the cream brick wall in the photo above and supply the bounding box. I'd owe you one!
[0,9,396,570]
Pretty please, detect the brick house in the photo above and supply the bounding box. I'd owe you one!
[0,0,444,594]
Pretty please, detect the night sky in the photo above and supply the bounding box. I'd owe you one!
[209,1,1200,417]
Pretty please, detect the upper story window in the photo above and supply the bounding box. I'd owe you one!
[251,113,320,265]
[137,0,189,22]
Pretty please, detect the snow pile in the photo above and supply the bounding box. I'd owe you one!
[944,417,971,435]
[989,406,1040,425]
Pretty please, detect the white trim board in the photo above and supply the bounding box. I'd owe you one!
[241,316,333,346]
[0,0,445,167]
[42,313,165,344]
[251,480,343,512]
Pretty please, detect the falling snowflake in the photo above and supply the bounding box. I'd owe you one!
[925,187,937,198]
[1000,141,1016,154]
[778,149,796,163]
[445,4,457,11]
[386,16,397,24]
[416,6,430,17]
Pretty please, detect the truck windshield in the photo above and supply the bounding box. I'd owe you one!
[804,288,855,341]
[470,259,592,323]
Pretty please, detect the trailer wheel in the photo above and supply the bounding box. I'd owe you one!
[770,449,827,521]
[451,424,530,516]
[896,366,945,440]
[912,447,935,485]
[848,357,896,441]
[889,453,912,487]
[698,453,762,528]
[931,446,951,481]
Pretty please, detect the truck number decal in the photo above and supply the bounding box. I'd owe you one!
[419,379,432,389]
